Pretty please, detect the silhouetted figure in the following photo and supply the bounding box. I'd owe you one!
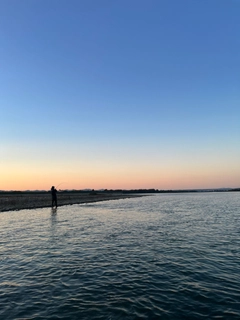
[51,186,57,207]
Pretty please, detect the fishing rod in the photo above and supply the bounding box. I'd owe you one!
[56,182,67,190]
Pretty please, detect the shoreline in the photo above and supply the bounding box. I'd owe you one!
[0,192,145,213]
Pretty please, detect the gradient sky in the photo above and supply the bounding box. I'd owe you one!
[1,0,240,191]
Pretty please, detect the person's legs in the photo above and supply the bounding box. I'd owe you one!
[52,196,57,207]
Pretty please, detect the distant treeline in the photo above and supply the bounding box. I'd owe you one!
[109,188,240,193]
[0,188,239,195]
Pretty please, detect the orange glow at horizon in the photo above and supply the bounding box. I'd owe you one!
[1,161,239,191]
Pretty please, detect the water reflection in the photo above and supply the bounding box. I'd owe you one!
[51,207,57,215]
[50,207,58,231]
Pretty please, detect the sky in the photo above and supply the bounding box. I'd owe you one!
[0,0,240,191]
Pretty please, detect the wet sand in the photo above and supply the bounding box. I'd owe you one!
[0,192,143,212]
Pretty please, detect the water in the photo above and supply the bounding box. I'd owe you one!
[1,192,240,319]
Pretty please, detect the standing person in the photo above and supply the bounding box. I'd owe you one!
[51,186,57,208]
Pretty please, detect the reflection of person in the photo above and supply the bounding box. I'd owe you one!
[51,186,57,208]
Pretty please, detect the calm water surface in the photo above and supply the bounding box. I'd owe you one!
[0,193,240,319]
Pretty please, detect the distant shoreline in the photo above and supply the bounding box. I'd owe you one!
[1,188,239,213]
[1,187,239,195]
[0,192,145,213]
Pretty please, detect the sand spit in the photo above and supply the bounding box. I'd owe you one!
[0,192,144,212]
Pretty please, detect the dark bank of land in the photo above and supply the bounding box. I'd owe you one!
[103,188,240,193]
[0,188,239,213]
[0,191,145,212]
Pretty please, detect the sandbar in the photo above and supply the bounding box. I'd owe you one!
[0,192,144,212]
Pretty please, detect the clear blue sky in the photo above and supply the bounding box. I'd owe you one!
[1,0,240,190]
